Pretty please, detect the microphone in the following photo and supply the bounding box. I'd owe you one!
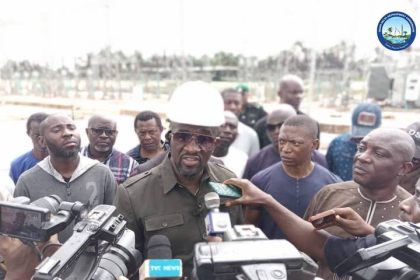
[139,235,182,280]
[204,192,232,236]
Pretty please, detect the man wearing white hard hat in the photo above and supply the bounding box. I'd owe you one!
[115,81,244,277]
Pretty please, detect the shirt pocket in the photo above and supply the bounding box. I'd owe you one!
[144,213,184,232]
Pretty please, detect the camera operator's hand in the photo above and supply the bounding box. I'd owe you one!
[223,178,272,207]
[0,235,60,280]
[333,207,375,237]
[204,235,223,242]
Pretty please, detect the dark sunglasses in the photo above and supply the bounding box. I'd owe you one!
[171,131,216,149]
[266,122,284,131]
[90,128,117,136]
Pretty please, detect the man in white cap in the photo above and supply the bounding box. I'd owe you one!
[115,81,244,277]
[400,121,420,194]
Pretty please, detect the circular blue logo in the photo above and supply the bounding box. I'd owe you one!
[377,11,416,51]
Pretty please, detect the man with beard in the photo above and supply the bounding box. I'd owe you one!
[82,115,138,185]
[213,111,248,177]
[14,114,117,242]
[115,81,244,277]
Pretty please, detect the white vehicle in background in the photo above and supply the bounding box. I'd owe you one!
[405,73,420,108]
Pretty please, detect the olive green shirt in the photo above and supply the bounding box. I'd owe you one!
[115,155,244,275]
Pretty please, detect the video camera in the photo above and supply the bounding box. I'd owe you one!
[0,195,142,280]
[334,219,420,280]
[192,224,319,280]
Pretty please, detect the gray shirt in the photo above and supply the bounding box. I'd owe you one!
[15,155,117,242]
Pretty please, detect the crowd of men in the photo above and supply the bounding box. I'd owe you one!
[1,76,420,280]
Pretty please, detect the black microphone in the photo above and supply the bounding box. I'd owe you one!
[139,235,182,279]
[147,235,173,259]
[204,192,232,236]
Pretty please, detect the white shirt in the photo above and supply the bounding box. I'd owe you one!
[215,146,248,178]
[232,122,260,157]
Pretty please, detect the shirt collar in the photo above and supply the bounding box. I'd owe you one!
[82,145,114,164]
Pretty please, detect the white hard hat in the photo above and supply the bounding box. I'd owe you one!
[168,81,225,127]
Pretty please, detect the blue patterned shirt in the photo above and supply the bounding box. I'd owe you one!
[81,147,139,185]
[326,132,357,181]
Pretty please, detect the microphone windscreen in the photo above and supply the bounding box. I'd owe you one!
[146,235,172,259]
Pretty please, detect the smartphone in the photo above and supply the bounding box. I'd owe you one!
[308,209,337,230]
[208,182,242,199]
[0,202,50,241]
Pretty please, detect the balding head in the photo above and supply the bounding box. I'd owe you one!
[353,128,415,192]
[365,128,415,162]
[279,74,304,90]
[266,104,297,145]
[277,74,304,111]
[87,115,117,129]
[267,104,297,124]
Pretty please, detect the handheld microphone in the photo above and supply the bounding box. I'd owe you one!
[139,235,182,280]
[204,192,231,236]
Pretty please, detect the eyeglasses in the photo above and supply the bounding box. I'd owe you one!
[266,122,284,131]
[171,131,216,149]
[90,128,117,136]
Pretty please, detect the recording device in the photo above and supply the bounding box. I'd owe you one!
[0,195,142,280]
[33,204,142,279]
[308,209,337,230]
[334,219,420,279]
[193,224,318,280]
[208,182,242,199]
[0,195,85,242]
[204,192,232,236]
[140,235,182,279]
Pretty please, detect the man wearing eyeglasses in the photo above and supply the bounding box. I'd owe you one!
[82,115,139,185]
[400,121,420,194]
[115,81,244,277]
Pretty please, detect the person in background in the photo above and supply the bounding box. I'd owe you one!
[9,112,49,184]
[115,81,244,277]
[213,111,248,177]
[400,121,420,194]
[254,74,321,149]
[246,115,341,240]
[243,104,328,179]
[236,83,267,128]
[127,110,167,164]
[221,88,260,157]
[82,115,139,185]
[304,128,413,279]
[326,102,382,181]
[14,114,117,242]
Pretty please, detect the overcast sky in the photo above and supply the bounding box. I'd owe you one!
[0,0,418,67]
